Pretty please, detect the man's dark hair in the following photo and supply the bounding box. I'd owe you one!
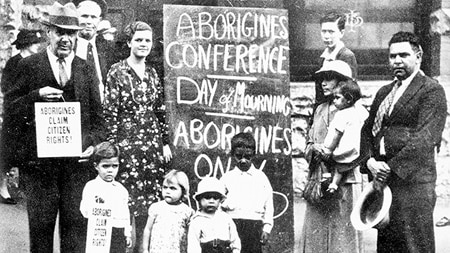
[335,79,362,105]
[320,12,346,31]
[388,31,422,53]
[231,132,256,155]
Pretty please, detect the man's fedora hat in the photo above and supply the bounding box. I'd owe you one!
[72,0,108,17]
[314,60,353,81]
[41,2,82,30]
[12,29,45,48]
[351,182,392,231]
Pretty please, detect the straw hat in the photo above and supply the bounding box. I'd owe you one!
[314,60,353,81]
[41,2,82,30]
[351,182,392,231]
[194,177,226,201]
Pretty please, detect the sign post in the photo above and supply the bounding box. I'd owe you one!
[164,4,293,252]
[34,102,82,158]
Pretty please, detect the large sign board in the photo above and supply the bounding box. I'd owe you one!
[164,4,293,252]
[34,102,82,158]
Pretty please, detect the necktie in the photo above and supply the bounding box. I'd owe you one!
[371,80,402,136]
[58,58,69,87]
[87,42,95,66]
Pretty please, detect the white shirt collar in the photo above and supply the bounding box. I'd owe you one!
[320,41,345,61]
[47,47,74,84]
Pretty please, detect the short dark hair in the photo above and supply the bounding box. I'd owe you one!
[231,132,256,155]
[320,12,346,31]
[335,79,361,105]
[388,31,422,53]
[91,141,120,164]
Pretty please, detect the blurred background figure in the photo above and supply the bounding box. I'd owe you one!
[0,29,46,205]
[97,20,117,42]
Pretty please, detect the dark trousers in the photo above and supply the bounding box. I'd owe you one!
[133,214,148,253]
[377,182,436,253]
[22,159,94,253]
[110,227,126,253]
[233,219,263,253]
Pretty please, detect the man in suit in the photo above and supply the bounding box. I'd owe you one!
[4,2,105,252]
[315,12,358,105]
[360,31,447,252]
[74,0,114,101]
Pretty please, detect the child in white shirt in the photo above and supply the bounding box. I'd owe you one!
[188,177,241,253]
[80,141,132,252]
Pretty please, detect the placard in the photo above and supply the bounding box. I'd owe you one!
[34,102,82,157]
[85,204,113,253]
[164,4,293,252]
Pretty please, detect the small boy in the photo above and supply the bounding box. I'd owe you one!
[80,141,132,252]
[188,177,241,253]
[221,132,274,253]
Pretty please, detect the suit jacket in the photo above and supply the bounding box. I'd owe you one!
[3,50,106,163]
[75,36,115,83]
[360,72,447,184]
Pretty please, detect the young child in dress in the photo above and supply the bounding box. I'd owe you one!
[188,177,241,253]
[319,79,368,193]
[80,141,132,253]
[220,132,274,253]
[142,170,194,253]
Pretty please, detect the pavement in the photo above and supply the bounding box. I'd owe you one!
[1,193,450,253]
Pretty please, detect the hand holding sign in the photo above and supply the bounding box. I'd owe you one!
[39,86,63,101]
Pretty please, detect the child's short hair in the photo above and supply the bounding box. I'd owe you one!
[91,141,120,164]
[230,132,256,155]
[164,170,190,202]
[335,79,362,105]
[320,12,346,31]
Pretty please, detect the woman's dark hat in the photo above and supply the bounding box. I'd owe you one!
[12,29,45,47]
[72,0,108,17]
[314,60,353,81]
[40,2,82,30]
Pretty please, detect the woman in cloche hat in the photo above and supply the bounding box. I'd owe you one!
[0,29,45,205]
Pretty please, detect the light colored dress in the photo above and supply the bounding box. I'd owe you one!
[103,60,169,217]
[147,201,194,253]
[302,101,364,253]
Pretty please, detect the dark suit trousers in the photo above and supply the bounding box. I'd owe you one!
[22,159,94,253]
[377,182,436,253]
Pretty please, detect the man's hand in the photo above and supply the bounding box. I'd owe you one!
[79,146,95,161]
[39,86,63,101]
[260,231,270,245]
[367,158,391,190]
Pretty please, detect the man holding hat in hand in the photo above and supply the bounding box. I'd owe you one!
[4,2,105,252]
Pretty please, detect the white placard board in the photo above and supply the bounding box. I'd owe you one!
[85,204,113,253]
[34,102,82,157]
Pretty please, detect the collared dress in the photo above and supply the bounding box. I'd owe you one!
[146,201,194,253]
[302,101,364,253]
[103,60,169,217]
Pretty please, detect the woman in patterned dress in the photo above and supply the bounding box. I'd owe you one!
[103,21,172,253]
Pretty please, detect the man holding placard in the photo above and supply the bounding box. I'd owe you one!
[4,2,105,252]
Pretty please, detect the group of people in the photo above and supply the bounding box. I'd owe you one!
[302,12,447,253]
[0,2,274,253]
[0,1,447,252]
